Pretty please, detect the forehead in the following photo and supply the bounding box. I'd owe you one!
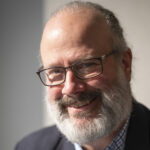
[40,8,113,67]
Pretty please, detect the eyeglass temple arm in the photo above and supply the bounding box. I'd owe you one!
[36,66,44,74]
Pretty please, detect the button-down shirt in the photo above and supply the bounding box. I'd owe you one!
[74,119,129,150]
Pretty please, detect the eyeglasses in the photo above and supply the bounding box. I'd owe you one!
[37,50,116,86]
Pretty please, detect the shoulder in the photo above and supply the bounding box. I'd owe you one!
[15,125,65,150]
[125,101,150,149]
[130,100,150,130]
[132,100,150,121]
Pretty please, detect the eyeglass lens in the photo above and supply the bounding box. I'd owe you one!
[39,59,102,86]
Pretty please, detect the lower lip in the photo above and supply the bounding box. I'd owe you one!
[67,97,98,112]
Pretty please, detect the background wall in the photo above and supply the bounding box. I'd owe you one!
[1,0,43,150]
[1,0,150,150]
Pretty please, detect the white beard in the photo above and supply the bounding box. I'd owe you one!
[45,66,132,145]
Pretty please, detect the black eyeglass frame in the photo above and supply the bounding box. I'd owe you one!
[36,50,117,86]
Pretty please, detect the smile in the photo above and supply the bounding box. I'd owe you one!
[68,96,97,109]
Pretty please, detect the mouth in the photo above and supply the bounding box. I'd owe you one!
[67,96,99,117]
[66,96,100,120]
[59,91,102,118]
[68,97,97,109]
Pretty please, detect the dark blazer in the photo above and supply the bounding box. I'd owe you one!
[15,101,150,150]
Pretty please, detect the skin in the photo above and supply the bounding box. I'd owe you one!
[40,8,132,150]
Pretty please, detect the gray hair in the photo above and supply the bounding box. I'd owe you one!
[50,1,128,53]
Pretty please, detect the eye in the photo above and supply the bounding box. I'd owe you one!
[51,69,62,74]
[76,62,98,70]
[72,59,101,78]
[48,68,63,74]
[46,68,64,80]
[82,62,96,68]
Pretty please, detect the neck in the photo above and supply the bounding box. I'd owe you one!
[82,119,127,150]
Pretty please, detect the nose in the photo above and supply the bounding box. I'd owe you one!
[62,70,86,96]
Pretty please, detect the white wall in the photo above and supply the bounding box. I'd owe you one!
[43,0,150,125]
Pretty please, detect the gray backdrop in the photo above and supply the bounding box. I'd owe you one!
[1,0,43,150]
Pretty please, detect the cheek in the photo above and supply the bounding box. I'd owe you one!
[86,76,106,89]
[86,74,117,90]
[47,86,62,101]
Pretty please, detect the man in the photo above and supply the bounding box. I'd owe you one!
[15,1,150,150]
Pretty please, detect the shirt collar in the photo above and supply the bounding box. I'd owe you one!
[104,118,129,150]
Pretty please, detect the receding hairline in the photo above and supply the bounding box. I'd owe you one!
[43,1,128,55]
[47,2,108,25]
[46,5,108,31]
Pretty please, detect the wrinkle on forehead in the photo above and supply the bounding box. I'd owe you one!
[40,8,113,65]
[41,46,96,68]
[41,8,112,45]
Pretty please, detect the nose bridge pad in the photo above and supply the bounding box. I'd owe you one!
[70,65,77,79]
[64,65,77,78]
[65,65,76,82]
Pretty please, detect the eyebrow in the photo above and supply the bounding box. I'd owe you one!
[39,53,104,71]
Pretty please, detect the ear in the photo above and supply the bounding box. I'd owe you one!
[121,49,132,81]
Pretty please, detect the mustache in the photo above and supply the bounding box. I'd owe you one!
[57,90,102,107]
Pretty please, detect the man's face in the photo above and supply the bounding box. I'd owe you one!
[41,9,132,144]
